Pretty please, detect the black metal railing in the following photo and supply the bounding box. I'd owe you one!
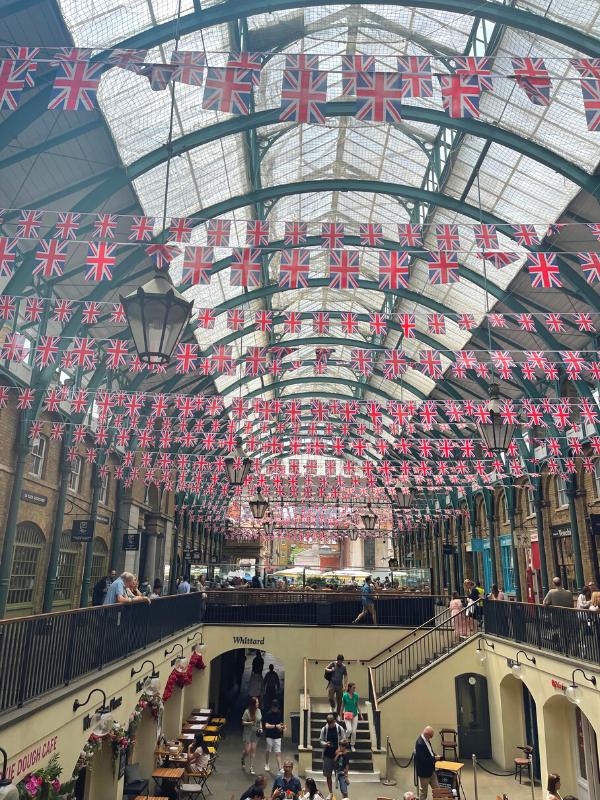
[371,604,475,701]
[203,590,446,627]
[0,593,205,714]
[484,599,600,665]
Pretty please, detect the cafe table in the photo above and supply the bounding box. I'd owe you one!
[152,766,185,794]
[435,760,464,794]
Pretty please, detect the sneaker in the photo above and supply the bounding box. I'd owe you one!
[250,767,255,775]
[264,765,271,773]
[351,746,355,752]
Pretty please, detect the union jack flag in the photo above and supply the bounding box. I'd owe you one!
[7,47,39,87]
[452,56,494,91]
[17,209,43,238]
[230,248,262,287]
[280,68,327,123]
[227,52,262,85]
[33,239,69,278]
[321,223,345,249]
[206,219,231,246]
[169,217,192,242]
[255,310,273,331]
[439,74,481,118]
[0,237,18,277]
[279,249,311,288]
[427,251,460,284]
[473,223,498,249]
[527,253,561,288]
[0,295,15,319]
[341,54,375,95]
[246,220,270,246]
[94,213,118,239]
[195,308,216,328]
[511,58,551,105]
[182,246,214,285]
[571,58,600,78]
[397,224,422,247]
[475,251,519,269]
[170,50,206,86]
[284,312,302,333]
[350,349,374,377]
[313,312,330,334]
[85,242,117,281]
[435,224,460,251]
[0,59,29,110]
[579,78,600,131]
[246,347,269,376]
[359,223,383,246]
[53,299,73,323]
[145,243,179,269]
[341,312,358,334]
[329,250,359,288]
[227,309,245,330]
[111,303,125,323]
[54,212,81,240]
[82,301,101,324]
[48,61,103,110]
[369,312,387,335]
[129,216,155,241]
[382,350,408,378]
[427,313,446,334]
[52,48,94,63]
[25,297,44,322]
[285,54,320,69]
[203,68,253,115]
[284,221,308,245]
[397,56,432,98]
[208,344,234,375]
[419,350,443,379]
[509,224,540,247]
[355,71,403,122]
[107,48,147,74]
[578,252,600,284]
[378,250,409,289]
[140,63,176,90]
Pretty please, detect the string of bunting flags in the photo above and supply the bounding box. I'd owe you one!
[2,48,600,129]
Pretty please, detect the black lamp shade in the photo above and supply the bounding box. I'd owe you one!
[348,527,359,541]
[249,488,269,520]
[361,502,378,531]
[476,383,516,452]
[121,273,193,365]
[224,439,252,486]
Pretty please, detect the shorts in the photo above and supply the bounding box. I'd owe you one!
[266,737,282,753]
[362,597,374,608]
[337,772,349,796]
[323,756,335,777]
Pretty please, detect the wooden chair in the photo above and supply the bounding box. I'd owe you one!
[178,767,212,800]
[514,745,533,784]
[439,728,459,760]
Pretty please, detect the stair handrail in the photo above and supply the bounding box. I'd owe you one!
[369,600,460,665]
[370,603,476,705]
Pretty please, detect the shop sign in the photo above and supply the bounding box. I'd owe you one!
[6,736,58,782]
[97,513,111,525]
[551,525,571,539]
[122,532,140,551]
[20,489,47,506]
[551,679,567,691]
[233,635,265,645]
[71,519,94,542]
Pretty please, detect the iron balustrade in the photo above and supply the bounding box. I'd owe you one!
[370,603,475,702]
[0,592,205,714]
[202,590,447,627]
[483,598,600,665]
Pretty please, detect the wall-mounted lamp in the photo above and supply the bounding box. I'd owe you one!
[566,668,597,705]
[510,650,536,679]
[131,659,160,695]
[73,688,113,736]
[165,643,187,671]
[187,631,204,647]
[0,747,18,800]
[474,638,495,663]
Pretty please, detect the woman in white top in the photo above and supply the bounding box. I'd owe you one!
[301,778,325,799]
[577,586,592,609]
[547,772,562,800]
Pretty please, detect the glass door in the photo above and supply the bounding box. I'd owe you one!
[575,707,600,800]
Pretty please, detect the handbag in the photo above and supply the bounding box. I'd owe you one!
[343,711,354,721]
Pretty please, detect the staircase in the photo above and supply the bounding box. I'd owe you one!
[369,604,476,702]
[305,700,380,783]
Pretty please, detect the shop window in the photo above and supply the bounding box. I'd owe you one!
[68,456,82,493]
[556,475,568,508]
[363,538,376,569]
[500,540,514,593]
[593,460,600,499]
[54,532,81,605]
[525,487,535,517]
[501,492,509,523]
[29,436,47,478]
[99,472,109,505]
[8,522,44,608]
[89,538,109,601]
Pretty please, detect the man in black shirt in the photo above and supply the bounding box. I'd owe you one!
[319,713,345,800]
[263,699,285,773]
[240,775,266,799]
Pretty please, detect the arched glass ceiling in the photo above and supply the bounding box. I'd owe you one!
[55,0,600,425]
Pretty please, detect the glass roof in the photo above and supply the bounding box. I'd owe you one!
[56,0,600,435]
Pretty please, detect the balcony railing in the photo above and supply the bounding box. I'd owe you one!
[0,592,205,714]
[483,599,600,665]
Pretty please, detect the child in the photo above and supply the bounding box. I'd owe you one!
[334,739,350,800]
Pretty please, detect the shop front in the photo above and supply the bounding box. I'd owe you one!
[551,524,576,591]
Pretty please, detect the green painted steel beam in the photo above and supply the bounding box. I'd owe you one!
[88,104,596,196]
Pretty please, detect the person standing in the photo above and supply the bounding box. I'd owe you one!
[241,696,262,774]
[352,576,377,625]
[263,664,281,711]
[263,699,285,774]
[334,739,350,799]
[249,650,265,698]
[414,726,439,800]
[92,569,116,606]
[252,570,264,588]
[324,654,348,718]
[341,683,362,750]
[178,575,191,594]
[543,577,573,607]
[319,713,345,800]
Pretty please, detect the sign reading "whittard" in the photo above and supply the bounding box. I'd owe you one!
[233,635,265,645]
